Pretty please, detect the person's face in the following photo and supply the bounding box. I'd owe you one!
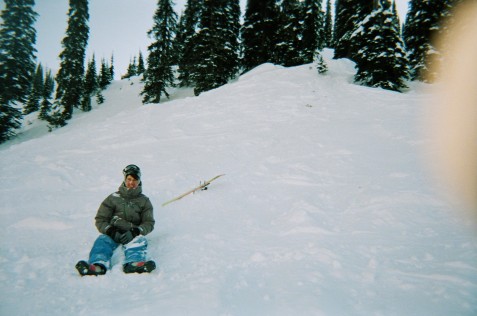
[125,175,139,189]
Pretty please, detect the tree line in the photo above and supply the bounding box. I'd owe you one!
[0,0,462,144]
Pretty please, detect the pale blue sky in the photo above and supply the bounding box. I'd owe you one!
[0,0,409,79]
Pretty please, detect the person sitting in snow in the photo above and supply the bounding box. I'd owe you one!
[75,164,156,275]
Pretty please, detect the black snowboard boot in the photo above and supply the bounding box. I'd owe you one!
[76,260,106,276]
[123,260,156,274]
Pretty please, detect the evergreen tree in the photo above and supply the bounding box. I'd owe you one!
[141,0,177,104]
[352,0,409,92]
[109,54,115,81]
[333,0,373,60]
[302,0,325,64]
[0,0,38,104]
[172,14,185,67]
[98,58,111,90]
[315,50,328,74]
[191,0,241,96]
[323,0,333,47]
[38,69,55,121]
[0,0,37,143]
[137,51,146,75]
[403,0,456,82]
[81,55,98,112]
[176,0,204,87]
[175,11,189,83]
[242,0,280,72]
[223,0,241,80]
[122,57,137,79]
[52,0,89,127]
[0,96,22,143]
[23,63,44,114]
[95,90,105,105]
[390,0,400,33]
[275,0,305,67]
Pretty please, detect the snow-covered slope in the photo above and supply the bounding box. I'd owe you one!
[1,52,476,315]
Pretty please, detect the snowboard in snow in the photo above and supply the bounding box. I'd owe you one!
[162,174,225,206]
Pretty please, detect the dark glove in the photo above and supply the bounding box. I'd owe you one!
[111,216,134,232]
[106,226,122,243]
[119,227,140,244]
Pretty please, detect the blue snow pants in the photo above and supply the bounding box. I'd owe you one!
[88,234,148,270]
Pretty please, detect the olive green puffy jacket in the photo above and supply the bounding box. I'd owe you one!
[95,182,155,236]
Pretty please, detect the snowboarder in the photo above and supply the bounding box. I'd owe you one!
[75,164,156,276]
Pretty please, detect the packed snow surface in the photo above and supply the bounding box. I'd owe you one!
[1,53,476,315]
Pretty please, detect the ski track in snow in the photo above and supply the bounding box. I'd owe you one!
[1,51,476,315]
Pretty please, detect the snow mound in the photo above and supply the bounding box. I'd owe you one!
[239,63,284,81]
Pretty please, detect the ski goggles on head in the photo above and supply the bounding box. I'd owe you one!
[123,164,141,180]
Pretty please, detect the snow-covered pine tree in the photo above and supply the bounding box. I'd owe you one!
[0,0,38,104]
[333,0,373,60]
[23,64,44,115]
[352,0,409,92]
[302,0,325,64]
[172,14,185,67]
[81,55,98,112]
[315,50,328,74]
[242,0,280,72]
[175,12,188,84]
[137,51,146,76]
[323,0,333,48]
[38,69,55,121]
[403,0,458,82]
[275,0,305,67]
[222,0,241,81]
[429,0,465,82]
[52,0,89,127]
[191,0,241,96]
[141,0,177,104]
[390,0,400,34]
[0,0,37,143]
[176,0,204,87]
